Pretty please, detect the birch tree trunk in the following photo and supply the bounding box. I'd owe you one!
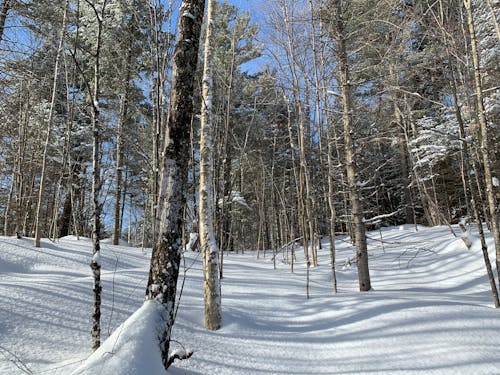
[464,0,500,296]
[14,96,28,238]
[145,0,205,369]
[33,0,69,248]
[84,0,108,351]
[199,0,221,331]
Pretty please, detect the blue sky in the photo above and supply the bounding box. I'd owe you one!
[223,0,269,74]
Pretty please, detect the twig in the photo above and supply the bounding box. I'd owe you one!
[396,247,437,268]
[107,250,120,335]
[36,358,87,374]
[0,345,33,374]
[166,340,193,368]
[174,251,201,322]
[271,237,303,260]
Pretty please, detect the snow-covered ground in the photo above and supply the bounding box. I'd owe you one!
[1,225,500,374]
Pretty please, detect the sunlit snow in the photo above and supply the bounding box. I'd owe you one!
[1,225,500,374]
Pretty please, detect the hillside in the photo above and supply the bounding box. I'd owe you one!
[1,225,500,374]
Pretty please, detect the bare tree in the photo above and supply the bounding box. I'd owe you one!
[199,0,222,331]
[112,39,133,246]
[330,0,371,291]
[33,0,69,248]
[464,0,500,298]
[76,0,109,351]
[145,0,205,369]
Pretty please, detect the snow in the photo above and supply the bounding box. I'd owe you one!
[92,250,101,265]
[70,301,165,375]
[186,232,198,251]
[182,12,196,20]
[1,226,500,374]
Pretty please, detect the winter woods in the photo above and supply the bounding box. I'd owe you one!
[0,0,499,369]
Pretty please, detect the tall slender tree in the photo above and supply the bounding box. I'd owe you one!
[327,0,371,291]
[81,0,108,351]
[199,0,221,331]
[464,0,500,296]
[33,0,69,248]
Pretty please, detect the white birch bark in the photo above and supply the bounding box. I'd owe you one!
[199,0,221,331]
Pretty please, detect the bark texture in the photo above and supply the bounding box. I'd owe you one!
[87,0,108,351]
[334,0,371,291]
[112,45,133,245]
[0,0,11,44]
[34,0,69,247]
[199,0,222,331]
[145,0,205,369]
[464,0,500,299]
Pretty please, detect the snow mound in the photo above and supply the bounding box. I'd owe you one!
[71,301,165,375]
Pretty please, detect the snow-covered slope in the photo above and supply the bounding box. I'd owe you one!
[1,225,499,374]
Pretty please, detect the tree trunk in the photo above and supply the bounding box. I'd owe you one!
[437,19,499,306]
[58,191,72,238]
[334,0,371,291]
[86,0,108,351]
[199,0,222,331]
[112,44,133,245]
[0,0,11,44]
[464,0,500,297]
[327,128,338,294]
[145,0,205,369]
[34,0,69,247]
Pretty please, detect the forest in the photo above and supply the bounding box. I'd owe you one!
[0,0,499,373]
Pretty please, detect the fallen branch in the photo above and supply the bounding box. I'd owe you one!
[167,346,193,368]
[0,345,33,374]
[271,237,303,261]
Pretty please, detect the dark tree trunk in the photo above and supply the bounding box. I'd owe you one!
[145,0,205,370]
[0,0,11,44]
[112,44,133,245]
[58,192,72,238]
[87,0,107,352]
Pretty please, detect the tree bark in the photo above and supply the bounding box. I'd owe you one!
[112,43,133,245]
[199,0,222,331]
[464,0,500,298]
[34,0,69,247]
[0,0,11,44]
[334,0,371,291]
[83,0,108,351]
[145,0,205,369]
